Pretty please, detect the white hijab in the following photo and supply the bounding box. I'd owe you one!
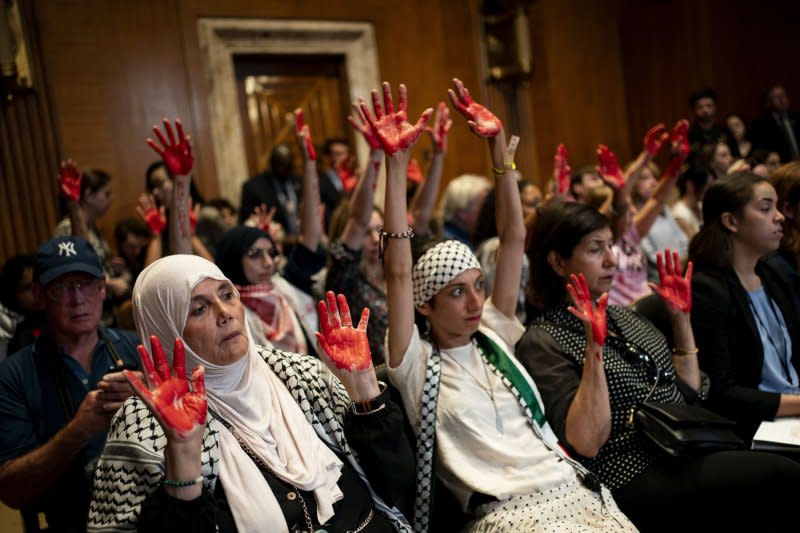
[132,254,343,532]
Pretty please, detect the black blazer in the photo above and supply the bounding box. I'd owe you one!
[691,261,800,433]
[750,111,800,164]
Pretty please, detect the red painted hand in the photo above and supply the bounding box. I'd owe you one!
[596,144,625,190]
[189,198,199,235]
[448,78,502,137]
[407,157,424,184]
[337,155,359,194]
[567,273,609,348]
[554,144,572,195]
[664,119,690,178]
[649,248,692,313]
[348,99,383,151]
[124,336,207,439]
[58,159,83,202]
[254,203,276,233]
[426,101,452,153]
[643,123,668,158]
[147,118,194,176]
[295,108,317,161]
[316,291,371,371]
[360,82,432,156]
[136,193,166,235]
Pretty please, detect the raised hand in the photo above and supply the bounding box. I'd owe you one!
[567,273,609,350]
[596,144,625,190]
[448,78,502,137]
[124,336,207,440]
[664,119,690,178]
[147,118,194,176]
[295,108,317,161]
[58,159,82,202]
[316,291,371,371]
[337,155,359,194]
[189,198,200,235]
[253,203,276,233]
[136,193,167,235]
[649,248,692,314]
[348,99,382,151]
[554,144,572,196]
[360,82,432,156]
[426,101,452,153]
[643,123,668,158]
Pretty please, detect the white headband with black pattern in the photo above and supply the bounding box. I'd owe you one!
[412,240,482,307]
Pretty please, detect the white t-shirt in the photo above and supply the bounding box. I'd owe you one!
[671,201,701,237]
[386,299,576,510]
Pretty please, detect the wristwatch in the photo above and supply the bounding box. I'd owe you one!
[351,381,389,415]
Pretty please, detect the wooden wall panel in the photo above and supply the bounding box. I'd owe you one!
[14,0,798,265]
[33,0,196,250]
[527,0,632,184]
[0,1,60,264]
[620,0,800,163]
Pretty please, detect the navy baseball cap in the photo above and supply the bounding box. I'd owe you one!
[34,236,104,285]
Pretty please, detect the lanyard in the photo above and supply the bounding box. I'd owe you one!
[747,294,796,386]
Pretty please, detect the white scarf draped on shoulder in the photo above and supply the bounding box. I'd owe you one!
[132,254,343,532]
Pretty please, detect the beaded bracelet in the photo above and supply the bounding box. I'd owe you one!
[672,347,699,357]
[378,226,414,259]
[162,475,203,488]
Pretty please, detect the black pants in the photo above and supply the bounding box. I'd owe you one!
[613,450,800,533]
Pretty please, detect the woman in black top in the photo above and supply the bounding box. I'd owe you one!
[517,200,800,532]
[690,172,800,435]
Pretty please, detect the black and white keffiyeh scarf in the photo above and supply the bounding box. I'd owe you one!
[87,347,412,532]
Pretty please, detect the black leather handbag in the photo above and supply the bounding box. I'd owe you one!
[634,401,744,457]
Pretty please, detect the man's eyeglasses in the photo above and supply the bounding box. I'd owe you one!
[245,247,279,260]
[46,278,104,301]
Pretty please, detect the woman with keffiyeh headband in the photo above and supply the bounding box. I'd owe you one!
[372,79,636,533]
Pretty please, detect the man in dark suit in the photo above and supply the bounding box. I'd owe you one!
[750,85,800,163]
[239,144,301,237]
[318,138,350,230]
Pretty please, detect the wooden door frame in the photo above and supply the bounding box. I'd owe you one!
[197,18,381,207]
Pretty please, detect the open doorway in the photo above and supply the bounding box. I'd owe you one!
[234,53,352,178]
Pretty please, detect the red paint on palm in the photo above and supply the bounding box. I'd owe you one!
[316,291,371,371]
[643,123,668,157]
[125,336,207,438]
[147,118,194,176]
[407,157,424,184]
[360,82,432,155]
[554,144,572,195]
[664,119,691,178]
[144,207,167,235]
[189,199,199,235]
[338,156,359,194]
[348,99,383,151]
[426,101,452,152]
[295,108,317,161]
[447,78,502,137]
[567,273,609,348]
[596,144,625,190]
[58,159,82,201]
[651,249,692,313]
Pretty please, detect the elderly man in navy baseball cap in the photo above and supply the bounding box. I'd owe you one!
[0,236,140,531]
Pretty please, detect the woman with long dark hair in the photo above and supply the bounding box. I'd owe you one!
[518,199,800,532]
[690,172,800,434]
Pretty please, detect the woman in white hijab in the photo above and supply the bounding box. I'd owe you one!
[87,254,413,532]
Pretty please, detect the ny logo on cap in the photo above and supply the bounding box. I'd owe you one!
[58,241,77,257]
